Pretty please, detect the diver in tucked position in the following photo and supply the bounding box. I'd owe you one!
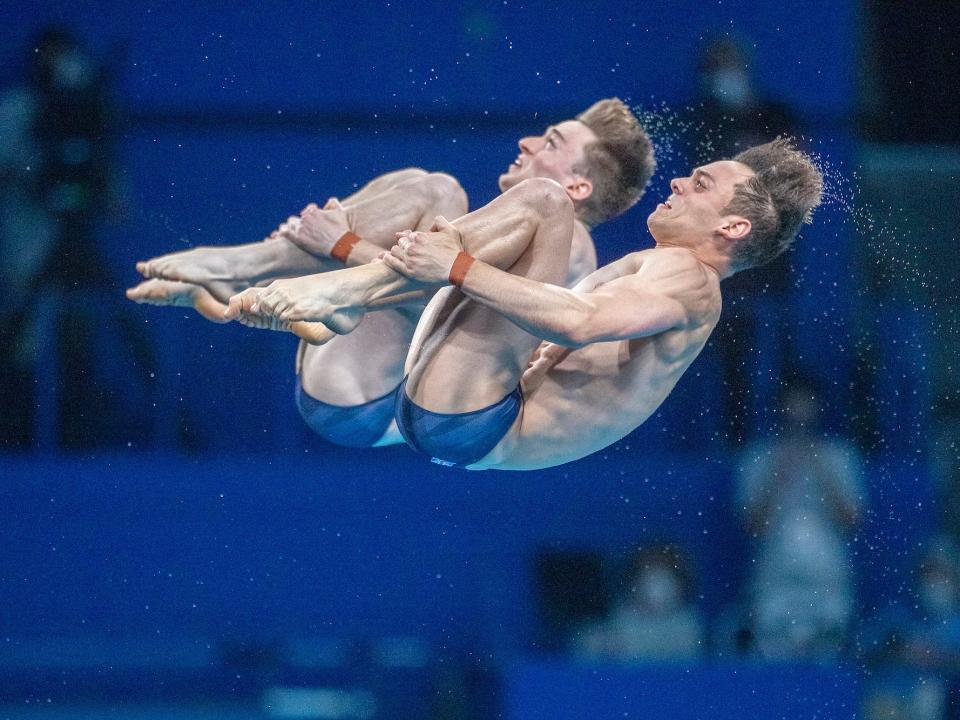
[226,138,822,470]
[129,99,656,447]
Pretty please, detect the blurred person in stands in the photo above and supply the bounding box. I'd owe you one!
[693,36,801,445]
[0,27,142,448]
[736,376,865,659]
[932,397,960,545]
[574,544,704,662]
[861,537,960,720]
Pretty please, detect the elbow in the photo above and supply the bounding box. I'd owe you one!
[559,312,595,348]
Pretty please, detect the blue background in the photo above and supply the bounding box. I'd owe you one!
[1,1,934,718]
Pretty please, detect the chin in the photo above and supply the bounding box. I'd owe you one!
[646,212,662,240]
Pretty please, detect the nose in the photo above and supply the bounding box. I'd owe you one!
[518,135,541,155]
[670,177,683,195]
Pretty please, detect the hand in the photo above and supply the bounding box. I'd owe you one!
[297,199,352,257]
[527,341,570,370]
[267,215,302,241]
[381,215,463,283]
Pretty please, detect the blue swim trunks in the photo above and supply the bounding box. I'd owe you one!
[394,377,522,467]
[295,379,399,448]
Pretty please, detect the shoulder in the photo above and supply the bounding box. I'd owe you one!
[634,248,719,298]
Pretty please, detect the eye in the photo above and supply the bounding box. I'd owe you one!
[546,136,557,149]
[695,177,705,190]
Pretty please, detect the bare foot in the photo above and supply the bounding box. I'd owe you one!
[136,215,318,301]
[127,279,335,345]
[135,245,261,303]
[224,276,366,335]
[126,279,230,323]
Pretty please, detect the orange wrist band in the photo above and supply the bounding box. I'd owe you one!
[330,231,361,263]
[449,251,476,287]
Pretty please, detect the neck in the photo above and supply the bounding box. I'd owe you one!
[655,236,734,279]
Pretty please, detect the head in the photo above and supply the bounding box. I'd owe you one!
[28,26,94,93]
[623,544,693,615]
[647,138,822,273]
[499,98,655,227]
[697,36,754,108]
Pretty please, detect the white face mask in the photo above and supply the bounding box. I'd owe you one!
[637,568,682,613]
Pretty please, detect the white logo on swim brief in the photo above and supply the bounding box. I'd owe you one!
[431,457,456,467]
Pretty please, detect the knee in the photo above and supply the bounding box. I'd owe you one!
[422,172,464,198]
[392,167,429,183]
[416,172,468,213]
[510,177,572,218]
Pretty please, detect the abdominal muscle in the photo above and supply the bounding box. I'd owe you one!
[473,324,714,471]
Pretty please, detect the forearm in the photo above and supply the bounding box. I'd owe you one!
[344,239,387,267]
[458,260,593,346]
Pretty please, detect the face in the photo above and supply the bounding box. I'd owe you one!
[498,119,596,198]
[647,160,754,246]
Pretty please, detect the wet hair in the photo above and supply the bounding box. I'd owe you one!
[574,98,656,227]
[724,137,823,269]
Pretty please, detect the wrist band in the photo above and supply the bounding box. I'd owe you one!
[449,251,476,287]
[330,231,362,263]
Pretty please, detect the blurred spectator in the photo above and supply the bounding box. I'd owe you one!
[932,397,960,544]
[861,537,960,720]
[573,544,705,662]
[693,36,801,445]
[736,376,865,660]
[0,27,146,449]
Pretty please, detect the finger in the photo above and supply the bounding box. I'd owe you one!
[301,202,319,216]
[381,253,406,275]
[323,197,340,210]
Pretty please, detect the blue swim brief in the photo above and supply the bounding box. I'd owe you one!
[394,377,522,467]
[295,379,399,448]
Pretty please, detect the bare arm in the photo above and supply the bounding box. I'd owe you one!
[454,261,689,347]
[380,228,689,348]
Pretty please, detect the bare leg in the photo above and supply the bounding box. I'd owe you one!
[404,179,573,412]
[136,169,459,299]
[126,278,230,323]
[126,279,335,344]
[338,167,428,207]
[297,180,466,412]
[235,178,573,411]
[291,172,466,264]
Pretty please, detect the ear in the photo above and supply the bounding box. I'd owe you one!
[564,176,593,202]
[717,215,751,242]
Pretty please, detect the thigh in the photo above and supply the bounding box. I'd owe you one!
[300,309,416,406]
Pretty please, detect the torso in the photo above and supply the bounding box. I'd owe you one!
[477,247,722,470]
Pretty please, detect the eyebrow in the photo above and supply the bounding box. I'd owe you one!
[693,168,716,186]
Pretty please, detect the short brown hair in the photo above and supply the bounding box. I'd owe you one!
[725,138,824,269]
[574,98,656,226]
